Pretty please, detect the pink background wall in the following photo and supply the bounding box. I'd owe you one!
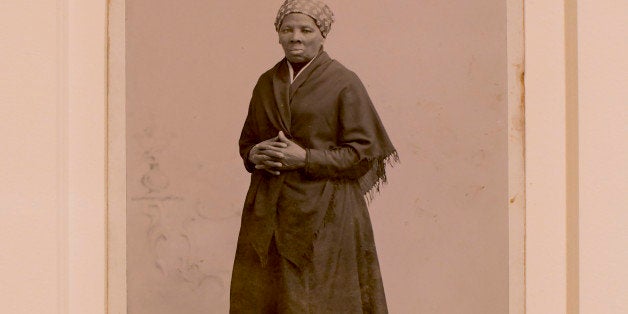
[125,0,508,313]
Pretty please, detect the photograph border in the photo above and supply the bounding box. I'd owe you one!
[106,0,525,312]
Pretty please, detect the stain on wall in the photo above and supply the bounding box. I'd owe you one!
[127,0,508,313]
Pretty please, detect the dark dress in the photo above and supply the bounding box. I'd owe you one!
[230,51,397,314]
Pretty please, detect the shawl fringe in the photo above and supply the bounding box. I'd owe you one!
[360,150,400,204]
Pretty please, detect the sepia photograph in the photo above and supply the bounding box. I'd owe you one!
[119,0,520,312]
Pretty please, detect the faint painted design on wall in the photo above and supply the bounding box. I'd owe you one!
[127,119,240,313]
[141,150,170,194]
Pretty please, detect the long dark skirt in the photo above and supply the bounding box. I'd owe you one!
[229,186,388,314]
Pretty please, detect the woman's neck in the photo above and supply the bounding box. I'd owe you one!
[289,60,309,76]
[289,47,323,76]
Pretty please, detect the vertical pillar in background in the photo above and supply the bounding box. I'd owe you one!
[524,0,573,313]
[507,0,526,313]
[564,0,580,313]
[107,0,128,313]
[0,1,107,313]
[578,1,628,313]
[0,1,69,312]
[67,0,108,313]
[526,1,628,313]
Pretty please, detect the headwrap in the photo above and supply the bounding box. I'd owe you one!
[274,0,335,38]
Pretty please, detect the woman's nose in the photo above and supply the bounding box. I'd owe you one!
[290,31,303,42]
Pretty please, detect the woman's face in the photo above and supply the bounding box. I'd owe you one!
[278,13,325,63]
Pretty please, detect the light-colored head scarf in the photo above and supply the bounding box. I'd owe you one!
[274,0,335,38]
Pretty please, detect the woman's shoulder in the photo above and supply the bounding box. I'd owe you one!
[326,58,362,82]
[321,59,367,93]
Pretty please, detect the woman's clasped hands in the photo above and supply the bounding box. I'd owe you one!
[248,131,306,175]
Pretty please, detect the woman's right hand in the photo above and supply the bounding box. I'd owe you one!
[248,136,288,175]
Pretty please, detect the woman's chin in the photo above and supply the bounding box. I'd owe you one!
[286,54,310,63]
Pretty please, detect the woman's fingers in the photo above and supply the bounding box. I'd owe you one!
[251,152,284,166]
[277,131,291,143]
[259,149,284,159]
[250,136,297,172]
[255,143,285,154]
[266,141,288,148]
[262,160,283,168]
[256,143,287,152]
[255,164,280,176]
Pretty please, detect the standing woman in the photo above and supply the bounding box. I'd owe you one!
[230,1,398,313]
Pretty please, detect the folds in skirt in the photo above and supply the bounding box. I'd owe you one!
[230,183,388,314]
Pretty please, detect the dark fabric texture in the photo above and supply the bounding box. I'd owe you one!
[231,51,395,313]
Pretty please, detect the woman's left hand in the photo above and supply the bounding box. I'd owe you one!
[268,131,306,170]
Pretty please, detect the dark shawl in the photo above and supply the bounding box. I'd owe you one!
[238,51,397,268]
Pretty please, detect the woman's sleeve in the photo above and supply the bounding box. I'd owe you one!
[238,93,259,173]
[304,147,370,179]
[302,75,382,180]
